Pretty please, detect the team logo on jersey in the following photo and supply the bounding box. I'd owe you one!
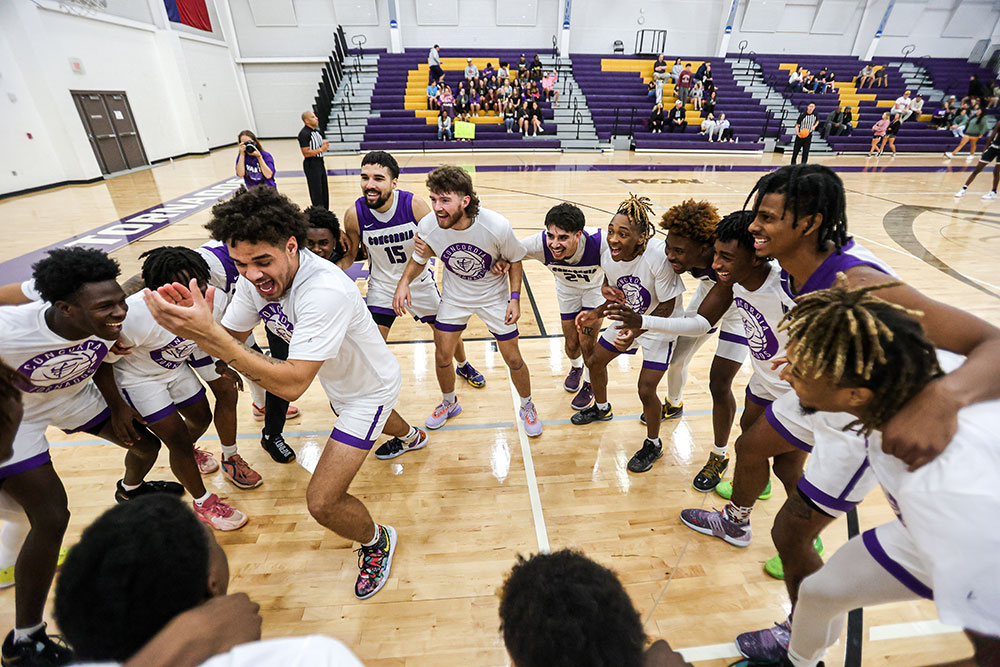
[16,340,108,393]
[441,243,492,280]
[734,297,779,360]
[616,276,651,313]
[259,304,294,343]
[150,336,199,369]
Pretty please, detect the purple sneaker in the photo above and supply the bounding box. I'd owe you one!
[520,401,543,437]
[571,382,595,410]
[679,507,752,547]
[425,400,462,429]
[735,618,791,663]
[564,366,584,392]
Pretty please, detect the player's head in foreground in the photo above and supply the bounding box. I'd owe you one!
[607,193,656,262]
[543,202,587,261]
[139,246,211,295]
[32,247,125,341]
[206,186,310,301]
[747,164,849,259]
[711,209,768,286]
[55,495,229,662]
[426,165,480,229]
[659,198,720,274]
[360,151,400,210]
[304,206,344,262]
[498,549,647,667]
[779,275,943,436]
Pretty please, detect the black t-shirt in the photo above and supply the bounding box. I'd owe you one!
[887,119,901,136]
[669,107,686,122]
[297,125,325,160]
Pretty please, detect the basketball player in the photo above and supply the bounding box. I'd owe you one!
[0,248,181,666]
[777,282,1000,667]
[673,165,1000,663]
[305,205,347,264]
[392,165,542,436]
[954,120,1000,199]
[115,247,251,530]
[144,186,427,599]
[572,195,685,473]
[340,151,486,413]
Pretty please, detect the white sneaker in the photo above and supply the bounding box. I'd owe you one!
[944,152,954,158]
[955,188,967,197]
[984,191,998,200]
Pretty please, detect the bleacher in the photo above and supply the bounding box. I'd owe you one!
[362,48,560,151]
[571,55,769,150]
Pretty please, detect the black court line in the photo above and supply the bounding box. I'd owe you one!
[258,332,566,354]
[521,271,547,337]
[845,508,864,667]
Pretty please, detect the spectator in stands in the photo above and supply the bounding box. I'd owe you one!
[470,83,482,117]
[428,44,443,83]
[702,63,715,94]
[504,103,517,133]
[530,55,543,81]
[527,81,541,101]
[667,100,688,133]
[517,100,531,135]
[670,58,683,84]
[676,64,693,105]
[653,55,669,83]
[699,112,716,136]
[464,57,479,83]
[498,550,692,667]
[703,89,717,117]
[439,84,455,119]
[235,130,275,190]
[903,94,923,122]
[969,75,989,103]
[498,62,510,80]
[990,81,1000,108]
[821,70,836,93]
[517,54,529,80]
[437,110,453,141]
[694,61,708,83]
[649,104,665,133]
[946,106,989,158]
[482,86,497,116]
[800,67,814,90]
[691,81,704,111]
[934,95,958,129]
[810,67,828,93]
[542,70,559,106]
[528,100,544,136]
[788,66,805,92]
[791,102,818,164]
[868,111,890,157]
[857,63,875,89]
[878,112,902,157]
[455,82,470,121]
[892,90,912,117]
[873,65,888,88]
[498,80,512,114]
[482,62,496,80]
[712,113,733,142]
[427,80,440,110]
[823,105,851,137]
[949,105,970,138]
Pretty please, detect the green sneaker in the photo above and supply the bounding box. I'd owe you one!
[763,537,825,580]
[714,479,772,501]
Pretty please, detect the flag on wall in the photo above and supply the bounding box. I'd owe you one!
[163,0,212,32]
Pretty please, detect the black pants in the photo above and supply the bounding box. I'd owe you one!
[429,64,443,82]
[792,135,812,164]
[263,329,290,437]
[303,157,329,209]
[667,121,687,133]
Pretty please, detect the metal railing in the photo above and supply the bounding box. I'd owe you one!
[574,110,583,140]
[313,25,362,136]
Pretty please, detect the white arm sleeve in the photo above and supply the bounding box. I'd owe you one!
[641,313,712,336]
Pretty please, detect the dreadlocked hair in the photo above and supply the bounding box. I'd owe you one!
[746,164,849,253]
[715,209,756,252]
[779,273,943,436]
[616,193,656,252]
[658,199,719,245]
[139,247,211,290]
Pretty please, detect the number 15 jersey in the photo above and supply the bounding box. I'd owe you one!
[357,189,434,290]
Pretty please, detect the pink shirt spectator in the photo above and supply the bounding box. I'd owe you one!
[542,73,557,91]
[871,118,890,137]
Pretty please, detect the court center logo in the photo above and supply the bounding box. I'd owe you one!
[150,336,199,370]
[734,297,779,360]
[441,243,492,280]
[16,340,108,393]
[259,304,294,343]
[617,276,651,313]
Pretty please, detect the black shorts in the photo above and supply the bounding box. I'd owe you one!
[981,144,1000,163]
[370,309,397,329]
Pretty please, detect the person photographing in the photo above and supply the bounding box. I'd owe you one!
[234,131,275,190]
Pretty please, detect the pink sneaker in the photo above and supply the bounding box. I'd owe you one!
[221,455,262,489]
[193,447,219,474]
[193,494,248,531]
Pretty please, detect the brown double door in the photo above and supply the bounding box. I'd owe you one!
[72,91,148,174]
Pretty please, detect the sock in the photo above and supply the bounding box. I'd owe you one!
[220,444,238,459]
[712,444,729,458]
[583,367,591,383]
[647,437,661,447]
[402,426,419,444]
[13,622,44,644]
[519,395,532,409]
[962,185,969,190]
[457,359,469,369]
[725,502,753,525]
[361,524,382,548]
[569,355,583,369]
[193,491,212,506]
[120,480,141,492]
[597,401,610,411]
[442,391,456,405]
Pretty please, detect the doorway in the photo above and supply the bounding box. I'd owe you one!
[71,91,148,175]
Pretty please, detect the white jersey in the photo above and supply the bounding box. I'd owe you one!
[199,634,364,667]
[732,261,791,398]
[356,189,434,291]
[113,291,228,386]
[20,280,41,302]
[221,249,401,405]
[196,240,242,300]
[414,207,527,307]
[0,301,117,422]
[601,237,684,318]
[521,226,606,290]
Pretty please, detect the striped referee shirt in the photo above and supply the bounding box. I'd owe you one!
[297,124,325,160]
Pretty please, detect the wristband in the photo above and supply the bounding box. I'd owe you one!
[509,291,521,301]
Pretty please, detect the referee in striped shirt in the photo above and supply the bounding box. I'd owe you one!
[298,110,330,208]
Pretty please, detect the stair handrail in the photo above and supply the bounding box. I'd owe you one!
[747,51,758,87]
[737,40,749,63]
[574,110,583,140]
[901,44,916,59]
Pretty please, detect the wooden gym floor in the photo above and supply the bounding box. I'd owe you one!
[2,145,998,666]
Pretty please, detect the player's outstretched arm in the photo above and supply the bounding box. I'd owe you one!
[0,282,31,306]
[505,260,524,325]
[337,206,361,271]
[393,256,428,316]
[615,281,732,336]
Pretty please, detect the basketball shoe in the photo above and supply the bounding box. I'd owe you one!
[0,548,69,590]
[193,494,247,531]
[763,537,825,580]
[426,400,461,429]
[355,525,397,600]
[114,480,184,503]
[221,455,263,489]
[563,366,583,392]
[679,507,752,547]
[735,616,791,663]
[571,402,612,425]
[570,382,594,409]
[519,402,542,437]
[1,624,73,666]
[375,428,429,460]
[261,434,295,463]
[627,439,663,473]
[715,479,772,500]
[455,362,486,388]
[194,447,219,474]
[692,452,728,492]
[640,399,683,425]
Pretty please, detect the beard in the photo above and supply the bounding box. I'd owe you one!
[364,190,391,210]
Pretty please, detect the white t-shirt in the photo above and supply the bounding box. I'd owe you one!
[220,249,400,405]
[601,237,684,317]
[520,225,606,290]
[0,301,117,421]
[731,261,790,396]
[113,291,228,386]
[892,96,912,113]
[414,207,527,307]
